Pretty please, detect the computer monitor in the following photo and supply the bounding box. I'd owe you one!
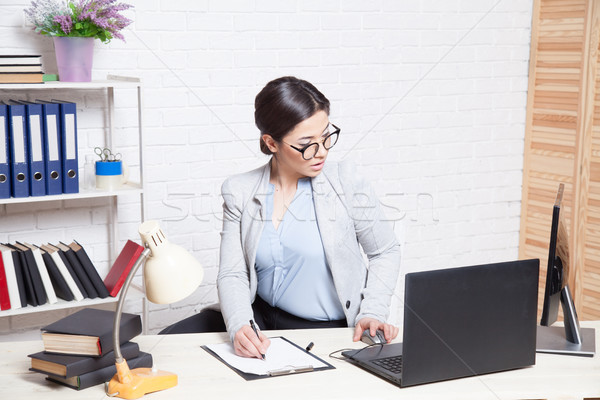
[540,183,571,327]
[536,183,596,357]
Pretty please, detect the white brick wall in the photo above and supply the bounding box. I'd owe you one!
[0,0,533,337]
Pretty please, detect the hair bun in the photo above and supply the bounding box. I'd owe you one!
[254,76,330,155]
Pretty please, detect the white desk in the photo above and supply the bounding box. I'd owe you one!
[2,323,599,400]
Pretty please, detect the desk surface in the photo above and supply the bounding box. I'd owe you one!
[2,322,600,400]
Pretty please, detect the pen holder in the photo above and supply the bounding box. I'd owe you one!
[96,161,128,191]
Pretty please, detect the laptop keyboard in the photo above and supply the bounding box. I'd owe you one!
[372,355,403,374]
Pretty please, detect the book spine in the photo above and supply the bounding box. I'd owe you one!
[73,243,109,298]
[0,249,21,309]
[30,247,57,304]
[11,251,27,307]
[17,251,38,306]
[48,251,83,301]
[63,249,97,298]
[21,249,47,305]
[0,253,11,310]
[41,252,74,302]
[98,313,142,355]
[56,250,88,298]
[103,240,144,297]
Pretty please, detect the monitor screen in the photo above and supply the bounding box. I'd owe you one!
[540,183,571,326]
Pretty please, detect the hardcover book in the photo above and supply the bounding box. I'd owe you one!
[69,241,109,298]
[41,308,142,357]
[0,65,43,73]
[0,245,22,309]
[7,243,43,306]
[8,247,28,307]
[45,352,152,390]
[0,252,11,310]
[40,250,74,302]
[40,244,83,301]
[0,72,44,84]
[0,55,42,65]
[22,242,57,304]
[29,341,140,378]
[54,242,97,298]
[103,240,144,297]
[45,243,88,298]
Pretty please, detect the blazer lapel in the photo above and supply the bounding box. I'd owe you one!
[244,163,271,270]
[312,170,337,268]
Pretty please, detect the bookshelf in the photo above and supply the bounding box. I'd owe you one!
[0,182,143,204]
[0,76,147,329]
[0,288,144,317]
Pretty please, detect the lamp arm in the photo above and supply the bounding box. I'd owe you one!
[114,246,151,363]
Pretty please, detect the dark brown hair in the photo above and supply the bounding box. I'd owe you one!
[255,76,330,155]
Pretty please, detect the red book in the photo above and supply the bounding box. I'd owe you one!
[103,240,144,297]
[0,253,12,310]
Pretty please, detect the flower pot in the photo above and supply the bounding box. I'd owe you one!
[53,37,94,82]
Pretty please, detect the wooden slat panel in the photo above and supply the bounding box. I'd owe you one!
[520,0,587,320]
[528,153,575,176]
[578,0,600,319]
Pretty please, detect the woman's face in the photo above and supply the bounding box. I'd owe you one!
[264,110,332,179]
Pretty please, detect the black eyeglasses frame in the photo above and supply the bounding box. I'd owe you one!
[287,124,341,160]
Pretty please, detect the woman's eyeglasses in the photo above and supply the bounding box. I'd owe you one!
[286,123,340,160]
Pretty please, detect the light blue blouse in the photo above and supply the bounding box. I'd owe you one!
[254,178,345,321]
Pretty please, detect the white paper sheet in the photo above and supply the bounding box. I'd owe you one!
[204,337,328,376]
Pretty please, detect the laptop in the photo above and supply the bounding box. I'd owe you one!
[342,259,539,387]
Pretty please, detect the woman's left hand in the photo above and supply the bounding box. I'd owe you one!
[353,317,399,343]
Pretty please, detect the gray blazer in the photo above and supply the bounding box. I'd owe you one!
[217,160,401,341]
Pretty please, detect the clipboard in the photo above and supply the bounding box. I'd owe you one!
[202,336,335,380]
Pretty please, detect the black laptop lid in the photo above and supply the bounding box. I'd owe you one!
[401,259,539,387]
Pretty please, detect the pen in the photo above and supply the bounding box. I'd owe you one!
[249,319,266,360]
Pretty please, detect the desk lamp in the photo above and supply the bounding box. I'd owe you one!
[106,220,204,399]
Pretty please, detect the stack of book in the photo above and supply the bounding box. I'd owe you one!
[0,241,111,311]
[28,308,150,390]
[0,55,44,84]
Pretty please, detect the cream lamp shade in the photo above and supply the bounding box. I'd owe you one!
[138,220,204,304]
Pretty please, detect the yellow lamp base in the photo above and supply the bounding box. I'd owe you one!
[106,361,178,399]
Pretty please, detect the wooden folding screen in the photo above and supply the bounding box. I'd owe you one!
[520,0,600,320]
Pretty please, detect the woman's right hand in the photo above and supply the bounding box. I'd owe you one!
[233,325,271,359]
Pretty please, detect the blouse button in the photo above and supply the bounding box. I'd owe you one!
[346,300,351,309]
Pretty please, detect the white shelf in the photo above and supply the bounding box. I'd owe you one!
[0,285,144,317]
[0,75,141,90]
[0,182,142,205]
[0,296,118,317]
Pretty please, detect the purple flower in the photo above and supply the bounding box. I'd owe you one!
[75,0,133,42]
[53,14,73,35]
[25,0,133,42]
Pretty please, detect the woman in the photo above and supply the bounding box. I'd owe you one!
[218,76,402,359]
